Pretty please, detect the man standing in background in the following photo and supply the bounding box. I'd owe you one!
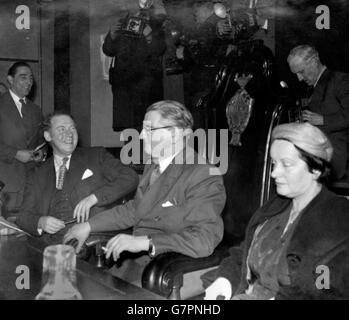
[0,62,44,215]
[288,45,349,181]
[103,0,167,131]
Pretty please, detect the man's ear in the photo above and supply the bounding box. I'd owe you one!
[7,75,13,87]
[43,131,52,142]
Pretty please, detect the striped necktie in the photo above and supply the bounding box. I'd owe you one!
[57,157,69,190]
[19,98,27,118]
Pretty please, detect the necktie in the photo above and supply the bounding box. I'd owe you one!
[19,98,27,118]
[57,157,69,190]
[149,165,161,186]
[306,86,314,103]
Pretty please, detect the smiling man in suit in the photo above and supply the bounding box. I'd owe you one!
[16,111,139,243]
[0,62,44,214]
[64,100,226,285]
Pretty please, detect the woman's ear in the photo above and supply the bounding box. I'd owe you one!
[311,169,322,180]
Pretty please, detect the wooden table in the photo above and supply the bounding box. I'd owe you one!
[0,235,164,300]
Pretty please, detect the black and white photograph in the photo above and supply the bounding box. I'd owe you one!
[0,0,349,307]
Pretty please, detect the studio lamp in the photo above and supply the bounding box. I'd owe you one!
[139,0,153,10]
[213,2,233,39]
[213,2,228,18]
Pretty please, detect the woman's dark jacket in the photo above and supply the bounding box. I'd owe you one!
[217,187,349,299]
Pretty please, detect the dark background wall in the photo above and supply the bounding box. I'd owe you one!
[54,0,70,112]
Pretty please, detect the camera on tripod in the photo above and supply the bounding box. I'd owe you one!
[121,15,147,38]
[120,0,153,38]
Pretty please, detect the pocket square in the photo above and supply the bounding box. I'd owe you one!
[82,169,93,180]
[161,201,174,208]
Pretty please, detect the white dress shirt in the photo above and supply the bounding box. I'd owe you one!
[314,66,327,88]
[9,89,26,118]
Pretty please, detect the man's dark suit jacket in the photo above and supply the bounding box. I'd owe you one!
[16,147,139,239]
[102,21,166,129]
[0,91,43,210]
[88,147,226,258]
[309,69,349,180]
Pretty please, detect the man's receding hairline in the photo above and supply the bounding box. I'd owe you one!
[49,114,75,128]
[288,46,319,64]
[14,66,32,75]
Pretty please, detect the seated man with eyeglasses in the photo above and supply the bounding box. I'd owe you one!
[64,100,226,286]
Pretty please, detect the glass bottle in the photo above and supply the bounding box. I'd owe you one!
[35,244,82,300]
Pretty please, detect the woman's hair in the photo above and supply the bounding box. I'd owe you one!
[272,122,333,162]
[289,140,331,181]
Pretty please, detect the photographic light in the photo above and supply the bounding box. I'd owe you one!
[214,2,227,19]
[139,0,153,9]
[213,2,233,40]
[280,81,288,89]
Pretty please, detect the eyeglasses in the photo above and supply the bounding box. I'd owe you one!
[142,125,176,133]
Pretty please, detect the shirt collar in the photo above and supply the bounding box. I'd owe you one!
[314,66,327,87]
[53,154,72,170]
[158,154,176,173]
[9,89,25,104]
[155,148,184,173]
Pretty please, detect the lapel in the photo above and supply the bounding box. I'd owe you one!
[137,163,154,196]
[135,146,195,217]
[2,92,27,142]
[40,157,56,211]
[309,69,332,113]
[249,196,290,231]
[24,99,40,146]
[139,163,185,212]
[249,187,332,231]
[63,148,88,195]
